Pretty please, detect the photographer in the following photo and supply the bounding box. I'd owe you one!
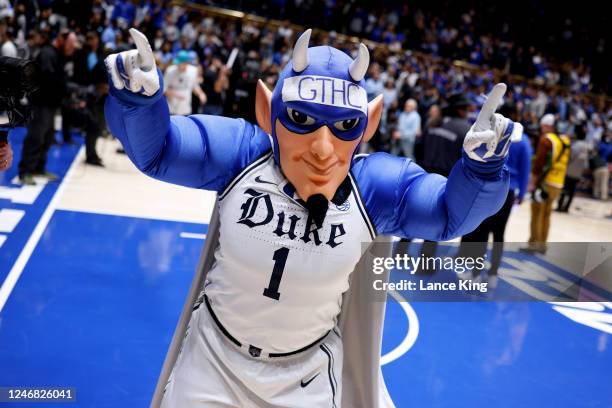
[61,83,104,165]
[64,31,105,165]
[1,55,38,173]
[522,114,571,254]
[18,29,76,185]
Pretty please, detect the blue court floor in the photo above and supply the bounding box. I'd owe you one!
[1,129,611,407]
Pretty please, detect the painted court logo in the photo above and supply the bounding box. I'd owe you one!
[550,302,612,334]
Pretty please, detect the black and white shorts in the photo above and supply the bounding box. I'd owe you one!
[161,304,343,408]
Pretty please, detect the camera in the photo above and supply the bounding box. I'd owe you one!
[0,56,39,128]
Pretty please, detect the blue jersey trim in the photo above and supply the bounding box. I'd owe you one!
[348,171,377,240]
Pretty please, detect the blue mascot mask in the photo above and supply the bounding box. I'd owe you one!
[256,29,378,227]
[269,29,370,163]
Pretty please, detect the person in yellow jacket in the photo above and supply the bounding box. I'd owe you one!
[522,114,570,254]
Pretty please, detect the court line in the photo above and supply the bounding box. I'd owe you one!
[380,290,420,366]
[0,147,85,313]
[179,232,207,240]
[0,209,26,233]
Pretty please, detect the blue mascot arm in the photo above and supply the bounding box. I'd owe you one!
[353,153,509,240]
[104,74,271,191]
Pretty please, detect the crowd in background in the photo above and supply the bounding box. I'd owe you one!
[217,0,609,95]
[0,0,610,203]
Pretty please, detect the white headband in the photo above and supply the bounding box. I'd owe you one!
[281,75,368,114]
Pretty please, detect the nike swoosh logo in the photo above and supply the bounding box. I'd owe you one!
[300,373,320,388]
[255,176,276,185]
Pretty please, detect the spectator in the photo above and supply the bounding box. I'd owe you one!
[162,13,178,43]
[380,78,398,135]
[277,20,293,40]
[382,78,399,108]
[557,122,589,212]
[64,30,107,166]
[0,0,608,194]
[18,30,76,185]
[530,87,548,118]
[155,39,174,68]
[111,0,136,29]
[418,84,441,117]
[425,104,442,129]
[365,63,384,101]
[0,21,17,57]
[420,93,472,176]
[522,114,571,254]
[413,94,474,272]
[394,99,421,159]
[164,50,206,116]
[591,134,611,200]
[201,56,229,116]
[0,0,13,20]
[101,20,116,48]
[587,114,605,146]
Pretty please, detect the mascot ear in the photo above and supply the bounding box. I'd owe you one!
[256,79,273,134]
[363,95,383,143]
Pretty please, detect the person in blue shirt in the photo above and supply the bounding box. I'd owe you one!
[394,98,421,159]
[459,103,532,287]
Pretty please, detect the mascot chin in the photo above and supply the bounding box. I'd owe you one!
[105,27,518,408]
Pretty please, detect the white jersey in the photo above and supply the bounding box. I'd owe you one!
[205,153,375,353]
[164,64,199,115]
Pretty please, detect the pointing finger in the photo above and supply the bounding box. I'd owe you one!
[129,28,154,71]
[474,83,507,132]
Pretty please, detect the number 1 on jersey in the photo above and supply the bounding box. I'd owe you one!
[263,247,289,300]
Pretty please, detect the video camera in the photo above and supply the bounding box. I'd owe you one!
[0,56,39,143]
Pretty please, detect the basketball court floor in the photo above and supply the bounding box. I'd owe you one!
[1,130,611,407]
